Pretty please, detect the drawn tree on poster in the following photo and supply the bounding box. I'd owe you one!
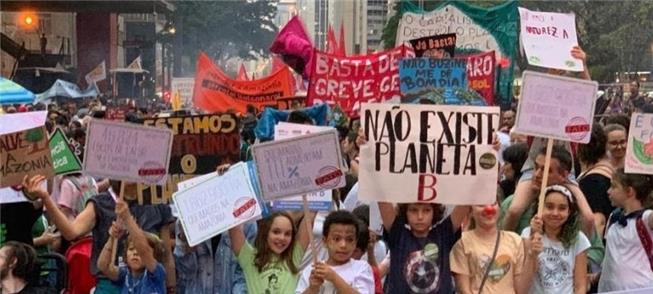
[26,128,45,154]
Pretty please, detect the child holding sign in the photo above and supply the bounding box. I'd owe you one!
[379,202,469,294]
[598,169,653,292]
[97,198,167,294]
[450,202,540,294]
[296,210,375,294]
[229,211,315,294]
[521,185,590,294]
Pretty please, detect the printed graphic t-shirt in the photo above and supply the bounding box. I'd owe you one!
[450,230,525,294]
[295,259,375,294]
[238,241,304,294]
[521,227,590,294]
[384,216,460,294]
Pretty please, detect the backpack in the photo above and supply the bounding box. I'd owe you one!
[67,176,98,214]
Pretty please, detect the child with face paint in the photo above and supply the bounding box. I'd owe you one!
[522,185,590,294]
[450,202,541,294]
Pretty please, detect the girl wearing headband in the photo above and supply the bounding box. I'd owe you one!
[523,185,590,294]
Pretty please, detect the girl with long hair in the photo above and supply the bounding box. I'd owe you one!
[523,185,590,293]
[229,211,315,293]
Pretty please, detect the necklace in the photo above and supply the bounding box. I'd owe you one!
[125,272,146,294]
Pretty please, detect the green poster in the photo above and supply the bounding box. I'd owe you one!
[396,0,518,107]
[48,128,82,175]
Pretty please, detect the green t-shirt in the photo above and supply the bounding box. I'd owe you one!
[238,241,304,294]
[499,194,535,234]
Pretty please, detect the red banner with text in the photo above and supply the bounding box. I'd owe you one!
[193,52,295,114]
[307,45,414,116]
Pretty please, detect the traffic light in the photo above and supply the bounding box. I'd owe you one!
[18,11,38,31]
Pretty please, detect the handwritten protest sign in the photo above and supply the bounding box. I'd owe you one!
[171,77,195,108]
[395,1,518,106]
[272,122,334,210]
[306,45,413,115]
[514,71,597,144]
[519,8,582,71]
[409,33,456,58]
[251,129,345,200]
[83,119,173,185]
[138,114,240,204]
[399,58,467,101]
[174,162,262,246]
[465,51,496,106]
[358,103,500,204]
[106,106,130,121]
[49,128,82,175]
[193,52,295,114]
[0,126,54,188]
[626,113,653,174]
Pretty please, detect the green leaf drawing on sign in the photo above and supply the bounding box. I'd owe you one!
[632,137,653,165]
[48,128,82,175]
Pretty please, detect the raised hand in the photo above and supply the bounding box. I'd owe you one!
[21,174,48,200]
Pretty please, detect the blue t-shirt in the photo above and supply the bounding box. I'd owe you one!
[117,263,166,294]
[384,216,460,294]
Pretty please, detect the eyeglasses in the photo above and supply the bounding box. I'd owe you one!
[608,140,627,147]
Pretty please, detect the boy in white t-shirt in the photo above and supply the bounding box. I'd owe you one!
[598,169,653,292]
[296,210,375,294]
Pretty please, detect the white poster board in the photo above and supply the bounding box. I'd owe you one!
[174,162,262,246]
[83,119,174,185]
[251,129,345,200]
[0,111,47,135]
[171,77,195,108]
[519,8,582,72]
[272,122,335,211]
[514,71,597,143]
[359,103,500,205]
[625,113,653,174]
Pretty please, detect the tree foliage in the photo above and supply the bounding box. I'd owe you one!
[175,0,278,64]
[382,0,653,83]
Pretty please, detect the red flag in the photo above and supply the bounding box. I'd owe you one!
[237,64,250,80]
[338,21,346,56]
[270,16,314,78]
[326,25,338,54]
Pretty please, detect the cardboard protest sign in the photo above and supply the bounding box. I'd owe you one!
[465,51,496,106]
[625,113,653,174]
[395,1,518,106]
[519,8,582,71]
[174,162,262,247]
[193,52,295,114]
[272,122,334,211]
[138,114,240,204]
[171,77,195,108]
[0,126,54,188]
[49,128,82,175]
[399,58,467,102]
[409,33,456,58]
[306,45,414,116]
[83,119,173,185]
[251,129,345,200]
[514,71,597,143]
[358,103,500,204]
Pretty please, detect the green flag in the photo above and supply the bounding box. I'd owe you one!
[48,128,82,175]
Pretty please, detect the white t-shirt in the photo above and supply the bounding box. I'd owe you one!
[599,210,653,292]
[295,259,375,294]
[521,227,590,294]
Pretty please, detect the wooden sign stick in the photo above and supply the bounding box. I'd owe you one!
[536,138,554,216]
[302,194,317,263]
[110,181,125,264]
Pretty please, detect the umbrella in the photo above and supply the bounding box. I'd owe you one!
[0,77,35,105]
